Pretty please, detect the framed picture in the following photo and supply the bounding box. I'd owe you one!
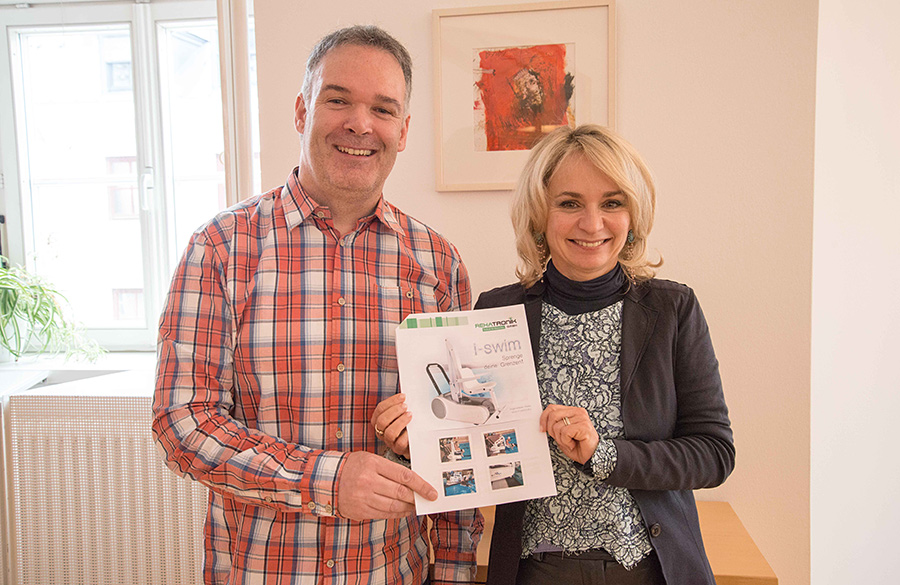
[433,0,616,191]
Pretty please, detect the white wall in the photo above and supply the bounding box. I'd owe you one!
[254,2,818,584]
[812,1,900,583]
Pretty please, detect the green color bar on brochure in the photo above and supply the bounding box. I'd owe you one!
[399,315,469,329]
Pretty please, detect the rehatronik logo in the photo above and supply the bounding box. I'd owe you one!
[474,318,518,332]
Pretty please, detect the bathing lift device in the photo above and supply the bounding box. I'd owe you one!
[428,339,501,425]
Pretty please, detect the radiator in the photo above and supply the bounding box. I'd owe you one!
[2,392,209,585]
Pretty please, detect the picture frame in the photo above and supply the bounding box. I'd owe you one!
[432,0,616,191]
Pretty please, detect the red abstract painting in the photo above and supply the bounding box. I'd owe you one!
[474,43,575,152]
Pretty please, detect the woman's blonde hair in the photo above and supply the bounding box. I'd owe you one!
[512,124,662,287]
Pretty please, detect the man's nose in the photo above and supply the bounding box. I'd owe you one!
[344,106,373,135]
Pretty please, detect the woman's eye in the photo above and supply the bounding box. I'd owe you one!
[557,200,579,209]
[604,199,624,209]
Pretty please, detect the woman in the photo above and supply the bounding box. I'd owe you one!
[373,124,734,585]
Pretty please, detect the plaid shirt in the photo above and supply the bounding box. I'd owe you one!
[153,169,483,584]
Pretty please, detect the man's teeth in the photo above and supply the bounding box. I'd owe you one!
[337,146,373,156]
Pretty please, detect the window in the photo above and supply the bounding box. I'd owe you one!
[105,62,133,92]
[0,0,259,349]
[108,156,139,219]
[112,288,145,322]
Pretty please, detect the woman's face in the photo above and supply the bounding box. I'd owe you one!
[544,154,631,282]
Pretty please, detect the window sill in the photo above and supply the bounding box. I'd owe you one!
[0,351,156,397]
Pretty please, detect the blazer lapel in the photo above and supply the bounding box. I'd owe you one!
[523,280,545,364]
[620,284,658,396]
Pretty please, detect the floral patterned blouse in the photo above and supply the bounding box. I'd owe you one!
[521,301,652,569]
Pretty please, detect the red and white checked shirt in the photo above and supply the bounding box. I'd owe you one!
[152,169,483,584]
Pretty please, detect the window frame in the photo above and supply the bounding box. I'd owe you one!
[0,0,250,351]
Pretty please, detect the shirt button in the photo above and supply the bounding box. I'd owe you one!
[650,523,662,538]
[308,501,316,511]
[325,559,335,568]
[324,504,333,514]
[336,363,345,372]
[405,290,414,299]
[335,429,344,439]
[337,297,346,306]
[264,496,273,503]
[315,210,325,218]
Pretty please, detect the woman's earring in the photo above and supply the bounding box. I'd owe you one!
[534,232,545,245]
[627,230,635,244]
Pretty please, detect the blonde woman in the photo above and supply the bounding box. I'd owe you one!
[374,125,734,585]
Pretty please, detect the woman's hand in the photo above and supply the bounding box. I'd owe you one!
[540,404,600,465]
[371,393,412,458]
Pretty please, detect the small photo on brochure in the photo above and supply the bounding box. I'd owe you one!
[490,461,524,490]
[483,429,519,457]
[442,468,477,496]
[439,436,472,463]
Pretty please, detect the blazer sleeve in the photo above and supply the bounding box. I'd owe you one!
[604,285,735,491]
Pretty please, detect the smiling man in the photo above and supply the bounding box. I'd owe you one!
[153,25,482,585]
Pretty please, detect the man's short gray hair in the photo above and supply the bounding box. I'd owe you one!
[301,25,412,110]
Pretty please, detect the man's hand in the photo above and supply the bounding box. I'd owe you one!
[540,404,600,465]
[371,393,412,458]
[337,451,437,520]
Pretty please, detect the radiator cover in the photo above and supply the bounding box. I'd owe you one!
[4,393,208,584]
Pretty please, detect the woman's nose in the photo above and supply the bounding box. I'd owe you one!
[578,208,604,232]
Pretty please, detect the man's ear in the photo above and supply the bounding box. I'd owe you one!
[397,114,411,152]
[294,93,307,134]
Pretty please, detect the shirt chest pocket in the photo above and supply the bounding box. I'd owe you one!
[376,280,440,319]
[373,279,441,398]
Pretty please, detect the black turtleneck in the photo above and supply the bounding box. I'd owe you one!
[543,260,628,315]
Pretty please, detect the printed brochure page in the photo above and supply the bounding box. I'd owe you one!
[395,304,557,515]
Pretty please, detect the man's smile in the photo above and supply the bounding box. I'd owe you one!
[336,145,375,156]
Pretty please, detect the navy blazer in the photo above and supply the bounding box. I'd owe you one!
[475,277,735,585]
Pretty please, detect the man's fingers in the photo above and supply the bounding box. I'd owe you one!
[357,491,416,518]
[371,393,406,424]
[373,400,410,449]
[377,458,438,500]
[393,430,410,458]
[338,452,430,520]
[384,411,412,444]
[381,402,409,426]
[371,477,416,505]
[367,476,415,504]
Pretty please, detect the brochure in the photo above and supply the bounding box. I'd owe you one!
[395,304,557,515]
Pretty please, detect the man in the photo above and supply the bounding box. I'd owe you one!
[152,25,482,584]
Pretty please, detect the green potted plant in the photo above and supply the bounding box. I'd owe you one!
[0,256,104,362]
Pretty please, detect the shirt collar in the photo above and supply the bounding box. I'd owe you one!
[279,167,405,236]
